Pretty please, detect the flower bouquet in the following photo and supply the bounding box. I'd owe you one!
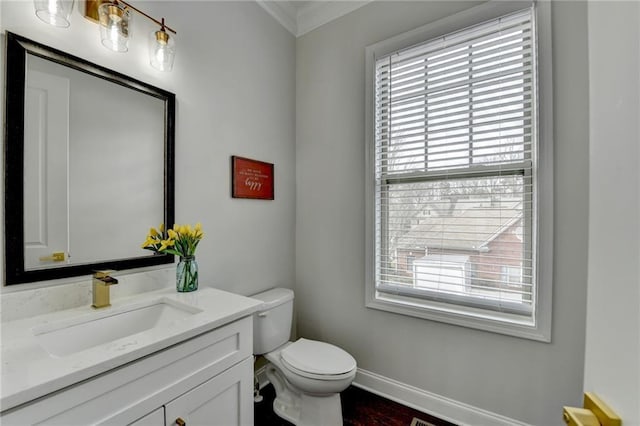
[142,223,204,292]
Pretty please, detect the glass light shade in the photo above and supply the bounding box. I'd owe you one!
[98,3,131,52]
[34,0,74,27]
[149,29,175,72]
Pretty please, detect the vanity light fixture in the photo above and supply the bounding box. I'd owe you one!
[33,0,177,72]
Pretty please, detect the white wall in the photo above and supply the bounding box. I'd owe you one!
[295,1,589,424]
[585,2,640,424]
[0,1,296,296]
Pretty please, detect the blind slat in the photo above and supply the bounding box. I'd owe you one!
[376,283,532,316]
[378,15,533,72]
[379,107,532,139]
[386,48,532,96]
[377,74,532,113]
[380,123,532,147]
[381,65,533,106]
[380,42,532,93]
[378,97,532,130]
[379,28,532,79]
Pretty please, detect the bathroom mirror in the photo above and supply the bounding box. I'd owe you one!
[4,32,175,285]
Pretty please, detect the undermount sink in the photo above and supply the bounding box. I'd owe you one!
[32,298,202,357]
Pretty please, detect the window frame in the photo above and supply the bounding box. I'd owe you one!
[364,0,553,342]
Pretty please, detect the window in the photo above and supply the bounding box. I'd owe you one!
[365,2,553,341]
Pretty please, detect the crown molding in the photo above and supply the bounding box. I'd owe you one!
[296,1,372,36]
[256,0,299,36]
[257,1,372,37]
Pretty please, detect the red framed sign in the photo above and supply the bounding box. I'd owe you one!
[231,156,274,200]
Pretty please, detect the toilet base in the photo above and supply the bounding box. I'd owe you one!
[273,392,342,426]
[265,363,344,426]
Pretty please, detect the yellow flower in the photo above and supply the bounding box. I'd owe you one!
[143,222,204,257]
[159,238,175,251]
[141,236,157,248]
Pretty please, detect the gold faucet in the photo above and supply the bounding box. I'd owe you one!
[92,270,119,309]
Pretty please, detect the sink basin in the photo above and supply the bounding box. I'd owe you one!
[32,298,202,357]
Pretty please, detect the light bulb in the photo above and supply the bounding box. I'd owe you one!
[98,3,130,52]
[149,29,175,72]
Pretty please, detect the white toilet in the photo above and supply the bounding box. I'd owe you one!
[252,288,357,426]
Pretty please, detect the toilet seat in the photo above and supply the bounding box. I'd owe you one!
[280,338,356,380]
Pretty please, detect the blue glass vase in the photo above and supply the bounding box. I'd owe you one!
[177,256,198,292]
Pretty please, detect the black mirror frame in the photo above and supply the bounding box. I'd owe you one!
[4,32,175,285]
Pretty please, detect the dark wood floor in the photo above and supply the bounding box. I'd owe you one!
[254,383,457,426]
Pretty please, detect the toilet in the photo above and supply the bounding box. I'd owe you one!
[252,288,357,426]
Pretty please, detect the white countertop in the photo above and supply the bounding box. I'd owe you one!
[0,286,263,412]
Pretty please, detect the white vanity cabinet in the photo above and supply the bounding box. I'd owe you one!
[1,317,254,426]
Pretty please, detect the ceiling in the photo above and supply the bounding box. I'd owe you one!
[256,1,372,37]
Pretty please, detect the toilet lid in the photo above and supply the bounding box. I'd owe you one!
[280,338,356,376]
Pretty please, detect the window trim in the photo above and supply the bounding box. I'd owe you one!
[364,0,553,342]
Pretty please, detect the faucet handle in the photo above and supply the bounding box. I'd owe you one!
[93,270,119,285]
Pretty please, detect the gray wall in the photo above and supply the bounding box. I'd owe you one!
[0,1,296,296]
[585,1,640,423]
[295,2,589,424]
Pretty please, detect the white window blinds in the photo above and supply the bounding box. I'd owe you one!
[373,7,537,318]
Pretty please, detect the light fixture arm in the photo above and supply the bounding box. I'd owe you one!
[114,0,176,34]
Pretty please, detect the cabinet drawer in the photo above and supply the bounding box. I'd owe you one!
[1,317,252,425]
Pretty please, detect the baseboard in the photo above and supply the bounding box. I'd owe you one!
[353,368,531,426]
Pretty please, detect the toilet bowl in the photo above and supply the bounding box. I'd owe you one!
[252,288,357,426]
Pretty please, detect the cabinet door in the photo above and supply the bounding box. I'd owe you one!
[129,407,165,426]
[165,357,253,426]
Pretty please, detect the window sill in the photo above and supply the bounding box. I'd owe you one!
[366,293,550,342]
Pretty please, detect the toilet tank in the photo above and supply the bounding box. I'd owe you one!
[251,288,294,355]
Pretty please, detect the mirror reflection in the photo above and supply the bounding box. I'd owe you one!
[5,32,175,284]
[24,54,165,270]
